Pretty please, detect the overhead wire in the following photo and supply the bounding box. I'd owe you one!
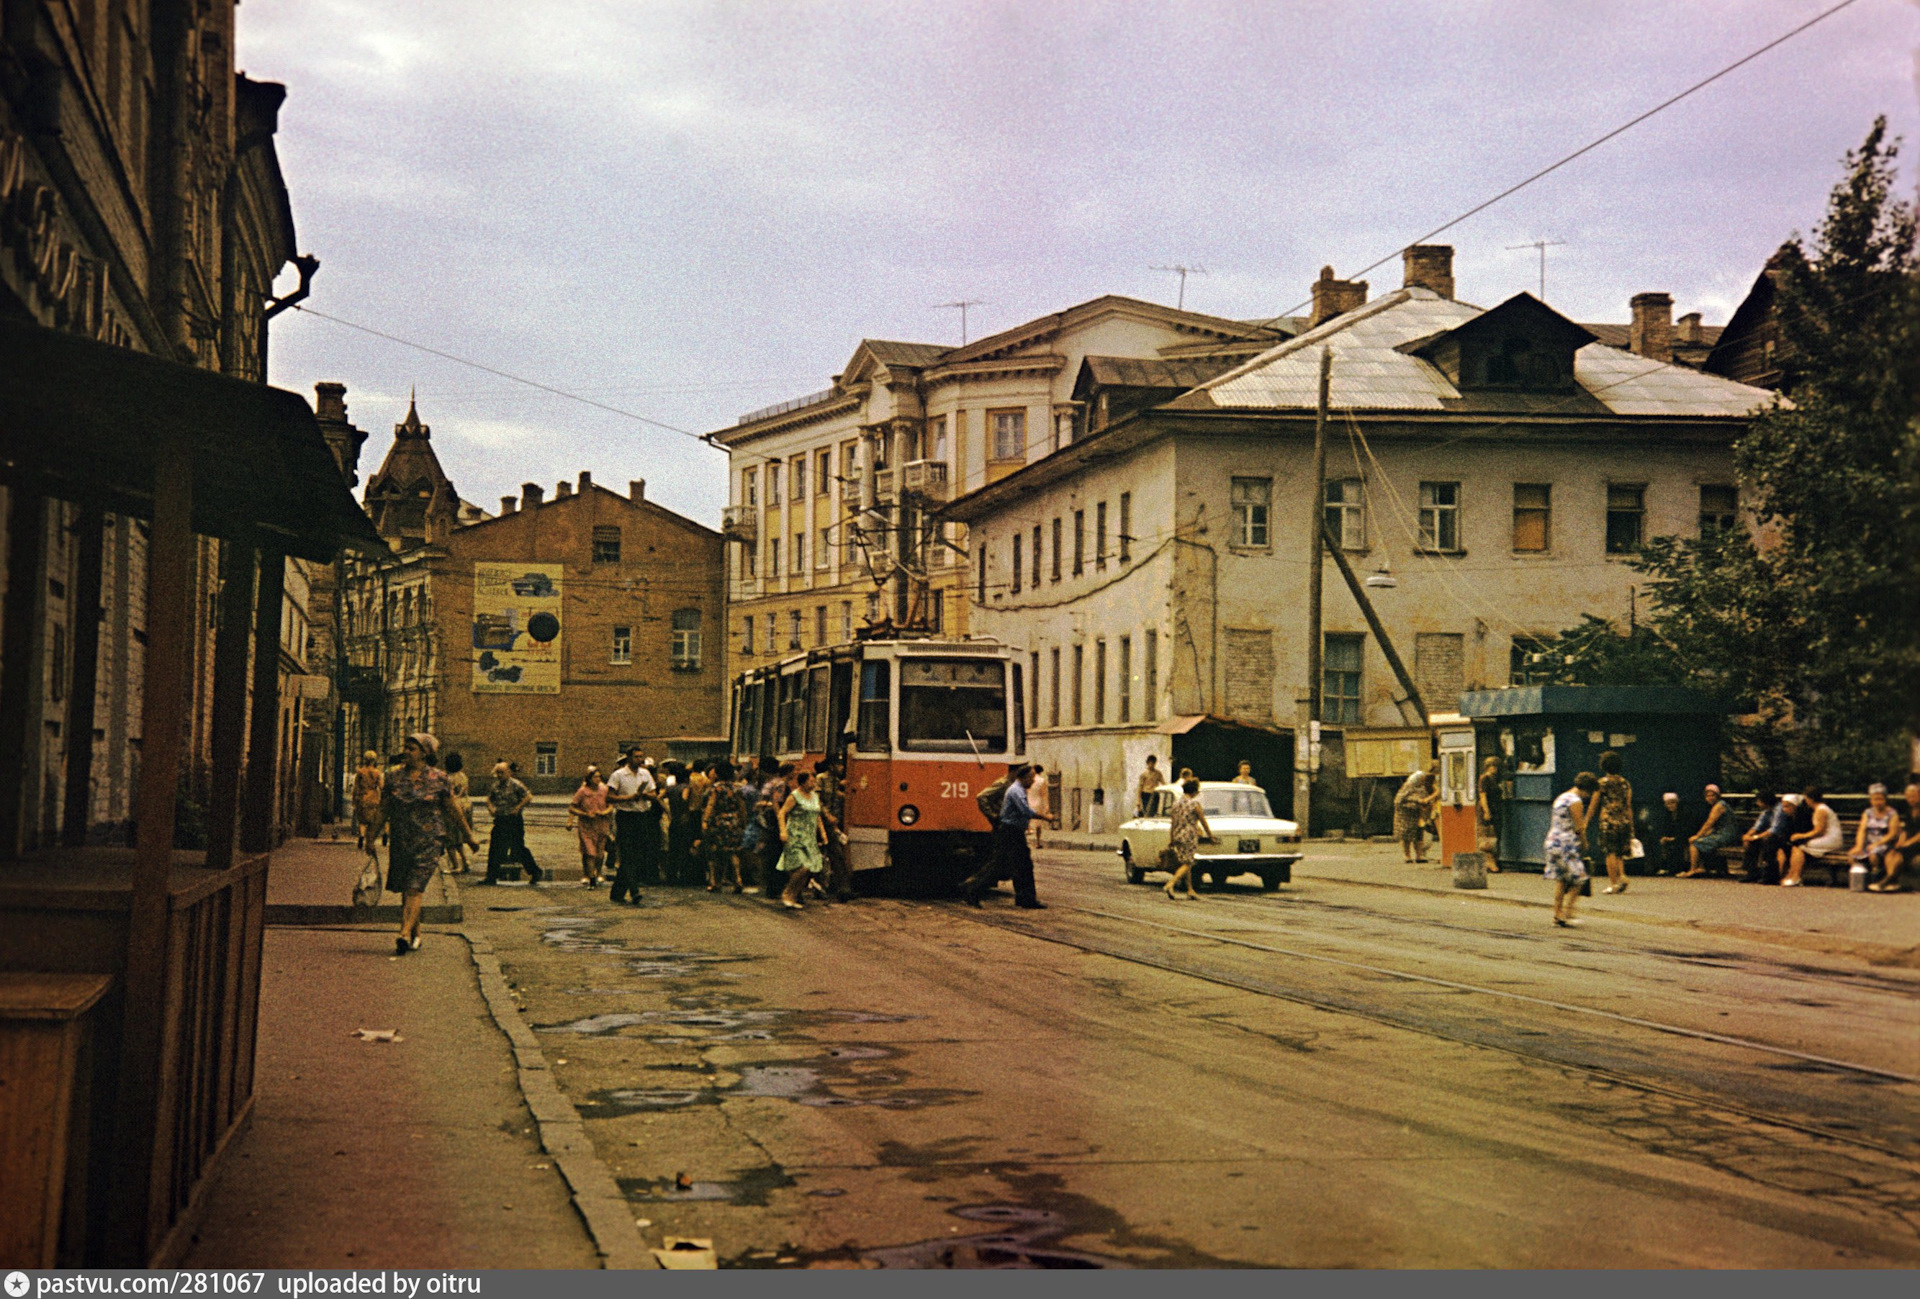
[1248,0,1865,331]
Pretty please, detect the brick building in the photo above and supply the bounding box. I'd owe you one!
[340,400,727,791]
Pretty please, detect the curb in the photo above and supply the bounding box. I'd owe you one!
[1049,838,1919,970]
[462,928,657,1270]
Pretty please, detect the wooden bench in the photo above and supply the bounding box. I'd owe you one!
[1716,812,1864,885]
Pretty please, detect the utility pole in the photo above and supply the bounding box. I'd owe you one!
[1297,347,1331,837]
[1506,239,1565,300]
[933,300,984,345]
[1151,264,1207,311]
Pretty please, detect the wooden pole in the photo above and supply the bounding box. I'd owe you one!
[113,441,193,1261]
[1323,524,1429,725]
[240,552,286,855]
[203,541,256,870]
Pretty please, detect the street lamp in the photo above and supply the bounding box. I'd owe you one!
[1364,561,1398,589]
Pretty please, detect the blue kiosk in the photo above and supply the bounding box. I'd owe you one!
[1457,685,1724,871]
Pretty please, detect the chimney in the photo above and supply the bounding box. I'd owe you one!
[1401,245,1454,299]
[314,381,347,421]
[1309,266,1368,327]
[1629,292,1673,363]
[629,479,646,503]
[577,470,592,494]
[1676,311,1704,346]
[500,496,517,515]
[555,481,572,499]
[521,482,544,510]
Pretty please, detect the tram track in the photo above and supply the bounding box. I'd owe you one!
[948,896,1920,1168]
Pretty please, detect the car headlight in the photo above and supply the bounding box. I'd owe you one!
[898,804,919,826]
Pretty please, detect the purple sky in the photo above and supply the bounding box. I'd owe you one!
[238,0,1920,527]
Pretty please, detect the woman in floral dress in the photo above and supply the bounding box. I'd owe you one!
[570,765,612,887]
[1394,765,1439,862]
[701,761,748,893]
[1587,750,1635,895]
[777,768,828,910]
[353,751,385,858]
[371,733,471,955]
[1546,771,1598,928]
[1164,778,1214,900]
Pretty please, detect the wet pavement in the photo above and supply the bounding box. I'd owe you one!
[466,819,1920,1268]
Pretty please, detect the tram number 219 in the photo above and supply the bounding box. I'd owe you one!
[939,781,971,800]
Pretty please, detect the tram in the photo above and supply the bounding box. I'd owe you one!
[728,635,1028,888]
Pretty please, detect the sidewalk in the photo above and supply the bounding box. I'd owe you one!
[266,835,463,925]
[1047,832,1919,968]
[179,923,601,1268]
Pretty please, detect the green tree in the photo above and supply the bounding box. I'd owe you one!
[1547,119,1920,788]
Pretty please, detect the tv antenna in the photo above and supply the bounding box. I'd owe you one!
[1506,239,1566,300]
[1151,263,1207,310]
[933,300,985,344]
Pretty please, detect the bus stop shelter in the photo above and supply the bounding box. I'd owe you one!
[1458,685,1723,871]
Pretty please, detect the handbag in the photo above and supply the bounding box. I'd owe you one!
[353,852,383,908]
[1628,837,1645,859]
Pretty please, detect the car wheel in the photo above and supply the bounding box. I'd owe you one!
[1211,869,1236,891]
[1260,872,1282,892]
[1125,864,1146,885]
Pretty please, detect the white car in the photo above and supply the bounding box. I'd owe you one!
[1117,782,1302,891]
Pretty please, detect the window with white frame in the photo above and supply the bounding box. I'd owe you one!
[790,455,807,501]
[840,601,853,643]
[1418,482,1461,552]
[1325,478,1366,550]
[742,615,755,655]
[792,531,806,574]
[742,467,758,508]
[1231,477,1271,547]
[671,610,702,670]
[611,624,632,664]
[1323,634,1363,724]
[818,527,832,570]
[927,414,947,463]
[990,409,1026,461]
[534,742,558,777]
[767,463,781,506]
[817,447,833,496]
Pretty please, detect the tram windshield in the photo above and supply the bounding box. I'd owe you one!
[897,658,1008,753]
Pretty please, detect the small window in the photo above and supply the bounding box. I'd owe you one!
[1418,482,1460,552]
[1049,647,1062,727]
[929,588,944,631]
[1143,629,1158,723]
[1119,493,1132,562]
[1031,524,1043,588]
[611,625,632,664]
[1324,634,1363,725]
[767,536,780,575]
[1117,636,1131,724]
[1011,533,1023,595]
[1325,478,1366,550]
[792,532,806,575]
[927,415,948,462]
[534,742,558,777]
[671,609,702,670]
[817,527,832,570]
[1513,483,1551,552]
[1699,484,1738,536]
[1030,650,1041,727]
[767,464,781,506]
[990,409,1026,461]
[742,468,758,507]
[790,456,807,501]
[1071,644,1085,725]
[742,615,755,655]
[817,448,833,494]
[788,609,802,650]
[1606,484,1645,554]
[815,605,828,647]
[1051,518,1063,582]
[840,601,853,642]
[977,544,988,603]
[1095,501,1109,569]
[1073,510,1086,576]
[1232,477,1271,548]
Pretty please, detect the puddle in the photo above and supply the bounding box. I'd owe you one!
[579,1046,970,1116]
[621,1164,797,1207]
[539,1007,913,1037]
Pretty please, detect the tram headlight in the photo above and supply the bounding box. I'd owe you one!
[897,804,920,826]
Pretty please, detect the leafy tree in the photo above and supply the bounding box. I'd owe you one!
[1547,119,1920,788]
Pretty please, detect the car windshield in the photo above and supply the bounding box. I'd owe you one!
[898,658,1007,753]
[1201,789,1273,818]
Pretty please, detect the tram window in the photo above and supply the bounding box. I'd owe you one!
[858,661,891,752]
[806,665,831,752]
[899,658,1008,753]
[1011,661,1026,756]
[828,661,855,756]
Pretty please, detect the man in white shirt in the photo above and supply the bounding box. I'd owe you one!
[606,747,657,904]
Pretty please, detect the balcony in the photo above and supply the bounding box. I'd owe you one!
[721,505,758,542]
[902,459,949,502]
[870,466,897,504]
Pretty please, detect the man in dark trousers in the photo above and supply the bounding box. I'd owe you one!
[605,746,656,905]
[483,761,542,885]
[963,765,1044,909]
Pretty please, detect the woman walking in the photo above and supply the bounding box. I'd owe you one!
[371,733,470,955]
[1546,772,1598,927]
[570,765,612,886]
[1164,777,1214,900]
[1476,756,1503,871]
[442,752,477,874]
[353,750,385,857]
[1588,750,1635,894]
[1394,765,1438,862]
[777,768,828,910]
[702,761,748,893]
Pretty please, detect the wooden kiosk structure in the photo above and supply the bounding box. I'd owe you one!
[0,319,384,1264]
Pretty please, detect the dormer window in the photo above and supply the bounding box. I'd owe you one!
[1401,293,1592,396]
[1483,336,1565,389]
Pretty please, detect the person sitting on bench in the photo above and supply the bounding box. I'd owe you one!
[1870,781,1920,892]
[1738,788,1790,884]
[1783,787,1845,887]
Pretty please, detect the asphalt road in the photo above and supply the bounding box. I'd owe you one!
[475,818,1920,1268]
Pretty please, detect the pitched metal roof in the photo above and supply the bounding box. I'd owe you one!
[860,339,951,368]
[1181,288,1776,419]
[1077,355,1241,390]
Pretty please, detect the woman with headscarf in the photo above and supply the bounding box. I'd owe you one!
[570,765,612,887]
[353,750,385,858]
[1684,784,1736,875]
[369,733,470,955]
[1394,765,1438,863]
[1164,777,1214,900]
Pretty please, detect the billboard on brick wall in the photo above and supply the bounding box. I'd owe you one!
[472,562,563,694]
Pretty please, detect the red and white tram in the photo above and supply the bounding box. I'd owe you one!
[728,636,1027,888]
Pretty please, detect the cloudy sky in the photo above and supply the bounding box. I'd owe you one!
[238,0,1920,527]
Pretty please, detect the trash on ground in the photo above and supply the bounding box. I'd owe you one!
[652,1237,717,1270]
[674,1171,693,1190]
[350,1028,403,1043]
